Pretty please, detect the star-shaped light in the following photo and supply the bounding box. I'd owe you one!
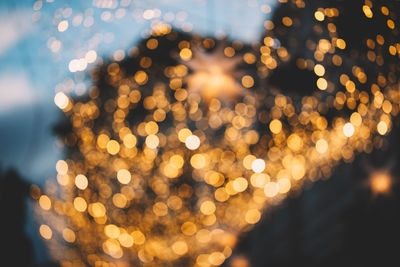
[182,45,246,102]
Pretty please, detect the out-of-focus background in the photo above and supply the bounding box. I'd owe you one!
[0,1,276,265]
[1,0,400,266]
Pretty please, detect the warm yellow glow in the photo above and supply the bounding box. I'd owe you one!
[39,224,52,240]
[317,78,328,90]
[73,197,87,212]
[106,140,120,155]
[264,182,279,197]
[172,240,188,255]
[269,119,282,134]
[39,195,51,210]
[190,153,206,169]
[316,139,328,154]
[377,121,388,135]
[180,48,192,61]
[54,92,69,109]
[185,135,200,150]
[314,11,325,21]
[251,159,266,173]
[62,228,76,243]
[56,160,68,175]
[370,172,392,195]
[314,64,325,76]
[278,178,291,194]
[233,177,248,192]
[117,169,131,184]
[343,123,355,137]
[123,134,137,148]
[241,75,254,88]
[104,224,120,239]
[75,174,88,190]
[118,233,134,247]
[200,200,216,215]
[145,134,159,149]
[363,5,373,18]
[178,128,192,142]
[89,202,106,218]
[245,209,261,224]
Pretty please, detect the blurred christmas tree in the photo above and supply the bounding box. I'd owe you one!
[35,0,400,266]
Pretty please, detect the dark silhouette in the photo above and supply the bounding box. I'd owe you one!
[0,168,34,266]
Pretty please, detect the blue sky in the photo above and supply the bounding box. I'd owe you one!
[0,0,277,185]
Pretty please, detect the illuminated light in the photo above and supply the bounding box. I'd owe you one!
[62,228,76,243]
[134,70,148,85]
[117,169,131,184]
[145,121,159,135]
[56,174,69,186]
[167,196,183,210]
[363,5,373,18]
[233,177,248,192]
[336,39,346,49]
[118,233,134,247]
[180,48,192,61]
[106,140,120,155]
[370,172,392,195]
[200,200,216,215]
[39,195,51,210]
[269,119,282,134]
[39,224,52,240]
[88,202,106,218]
[153,202,168,216]
[73,197,87,212]
[241,75,254,88]
[58,20,69,32]
[54,92,69,109]
[291,163,305,180]
[243,53,256,64]
[287,134,303,151]
[178,128,192,142]
[314,11,325,21]
[103,239,123,259]
[104,224,120,239]
[185,135,200,150]
[145,134,159,149]
[377,121,388,135]
[278,178,291,193]
[224,46,235,57]
[230,256,250,267]
[56,160,68,175]
[214,188,230,202]
[245,209,261,224]
[85,50,97,63]
[387,19,395,29]
[243,155,256,170]
[172,240,188,255]
[75,174,88,190]
[250,173,270,188]
[113,193,127,208]
[181,221,197,236]
[381,6,389,16]
[350,112,362,126]
[131,230,145,245]
[170,154,184,168]
[317,78,328,90]
[316,139,328,154]
[190,154,206,169]
[209,252,225,266]
[251,159,266,173]
[123,134,137,148]
[314,64,325,76]
[282,16,293,27]
[343,123,355,137]
[146,38,158,50]
[264,182,279,197]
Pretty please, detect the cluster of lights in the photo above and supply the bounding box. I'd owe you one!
[34,0,400,266]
